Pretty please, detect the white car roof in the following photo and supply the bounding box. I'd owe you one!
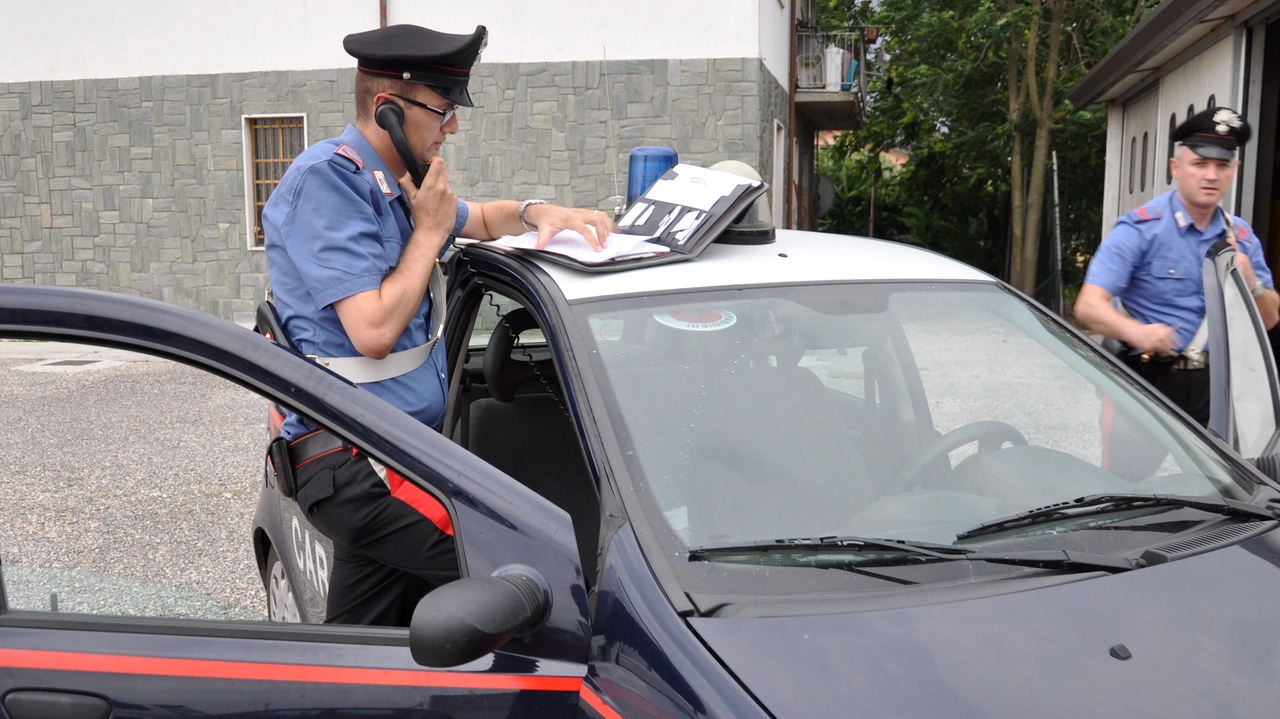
[523,229,994,301]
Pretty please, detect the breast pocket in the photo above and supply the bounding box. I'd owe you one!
[1147,259,1201,296]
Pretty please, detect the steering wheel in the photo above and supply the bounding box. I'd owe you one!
[890,420,1028,494]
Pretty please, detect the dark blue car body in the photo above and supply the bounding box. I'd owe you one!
[4,232,1280,718]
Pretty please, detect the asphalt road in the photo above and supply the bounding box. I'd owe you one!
[0,340,268,621]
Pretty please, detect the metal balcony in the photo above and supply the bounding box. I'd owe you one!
[794,29,865,131]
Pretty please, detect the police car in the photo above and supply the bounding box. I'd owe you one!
[4,226,1280,717]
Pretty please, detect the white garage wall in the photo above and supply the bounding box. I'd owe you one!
[386,0,762,64]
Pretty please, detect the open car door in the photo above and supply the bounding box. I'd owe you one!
[1203,239,1280,464]
[0,284,588,717]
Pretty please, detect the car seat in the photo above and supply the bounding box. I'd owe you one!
[465,308,601,583]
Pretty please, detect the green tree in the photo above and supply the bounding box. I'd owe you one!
[820,0,1156,298]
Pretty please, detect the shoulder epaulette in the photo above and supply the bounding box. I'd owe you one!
[1125,206,1162,223]
[1233,218,1252,243]
[330,144,365,172]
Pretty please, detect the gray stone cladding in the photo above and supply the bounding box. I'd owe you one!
[1,59,786,320]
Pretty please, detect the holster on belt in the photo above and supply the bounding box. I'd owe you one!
[268,435,297,499]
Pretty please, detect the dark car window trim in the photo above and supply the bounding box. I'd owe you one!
[0,610,411,646]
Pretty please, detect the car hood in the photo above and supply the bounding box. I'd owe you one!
[688,534,1280,718]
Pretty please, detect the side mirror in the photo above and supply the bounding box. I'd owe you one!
[409,564,552,668]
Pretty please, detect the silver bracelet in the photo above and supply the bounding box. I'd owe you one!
[518,199,547,232]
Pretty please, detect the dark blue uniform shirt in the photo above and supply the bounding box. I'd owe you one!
[1085,189,1272,351]
[263,124,468,439]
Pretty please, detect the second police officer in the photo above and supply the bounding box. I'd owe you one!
[262,24,615,627]
[1076,106,1279,427]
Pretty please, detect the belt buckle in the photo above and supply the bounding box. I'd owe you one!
[306,354,330,368]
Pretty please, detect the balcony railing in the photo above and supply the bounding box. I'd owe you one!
[795,30,862,93]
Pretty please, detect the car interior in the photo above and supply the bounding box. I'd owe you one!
[448,294,600,585]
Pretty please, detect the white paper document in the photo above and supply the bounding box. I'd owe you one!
[642,163,760,211]
[491,230,670,265]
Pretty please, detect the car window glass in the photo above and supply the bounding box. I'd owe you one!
[471,293,544,349]
[577,283,1238,556]
[1222,270,1278,456]
[0,340,267,621]
[798,348,866,399]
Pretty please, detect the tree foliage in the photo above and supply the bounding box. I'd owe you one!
[819,0,1157,306]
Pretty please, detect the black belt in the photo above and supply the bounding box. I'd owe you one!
[288,430,347,470]
[269,429,347,500]
[1125,351,1208,372]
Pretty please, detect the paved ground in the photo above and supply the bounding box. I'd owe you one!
[0,339,268,621]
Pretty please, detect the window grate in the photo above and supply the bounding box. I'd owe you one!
[248,116,306,246]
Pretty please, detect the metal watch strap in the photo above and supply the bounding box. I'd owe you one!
[518,198,546,232]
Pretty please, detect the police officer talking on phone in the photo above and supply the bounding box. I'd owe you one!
[1075,107,1279,426]
[261,24,615,627]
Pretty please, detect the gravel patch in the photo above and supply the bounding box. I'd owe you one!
[0,351,269,621]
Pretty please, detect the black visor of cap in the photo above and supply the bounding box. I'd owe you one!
[1181,135,1237,161]
[344,24,486,108]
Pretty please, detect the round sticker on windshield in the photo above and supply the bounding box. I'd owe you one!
[653,309,737,331]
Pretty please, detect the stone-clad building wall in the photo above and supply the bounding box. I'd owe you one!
[1,59,787,320]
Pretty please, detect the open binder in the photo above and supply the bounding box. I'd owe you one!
[492,164,768,273]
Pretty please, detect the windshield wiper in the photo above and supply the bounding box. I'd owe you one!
[689,535,1142,574]
[688,535,974,561]
[955,493,1277,542]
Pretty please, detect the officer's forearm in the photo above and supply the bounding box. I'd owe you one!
[1074,285,1143,344]
[461,200,522,241]
[1256,288,1280,329]
[333,225,449,359]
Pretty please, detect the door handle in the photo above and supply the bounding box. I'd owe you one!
[3,691,111,719]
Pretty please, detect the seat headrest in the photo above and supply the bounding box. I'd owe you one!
[483,308,557,402]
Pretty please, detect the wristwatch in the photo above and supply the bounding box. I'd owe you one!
[518,199,546,233]
[1252,279,1266,297]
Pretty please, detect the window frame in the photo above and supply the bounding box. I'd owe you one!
[242,113,309,251]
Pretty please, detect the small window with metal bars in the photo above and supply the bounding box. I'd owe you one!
[244,115,307,248]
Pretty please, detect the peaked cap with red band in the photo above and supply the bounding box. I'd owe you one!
[1172,106,1251,161]
[344,24,487,108]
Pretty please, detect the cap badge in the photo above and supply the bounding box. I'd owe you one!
[1213,109,1242,135]
[403,72,412,80]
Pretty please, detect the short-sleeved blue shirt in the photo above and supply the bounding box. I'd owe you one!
[263,124,468,439]
[1084,189,1272,351]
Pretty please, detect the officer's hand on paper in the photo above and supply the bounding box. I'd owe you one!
[399,158,458,240]
[1125,322,1179,356]
[526,205,615,252]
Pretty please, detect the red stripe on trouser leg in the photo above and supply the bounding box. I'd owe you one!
[385,468,454,536]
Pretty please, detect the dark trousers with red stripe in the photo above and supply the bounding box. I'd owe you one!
[293,448,459,627]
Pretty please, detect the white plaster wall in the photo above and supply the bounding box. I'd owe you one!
[2,0,376,82]
[386,0,762,63]
[758,0,792,86]
[3,0,772,82]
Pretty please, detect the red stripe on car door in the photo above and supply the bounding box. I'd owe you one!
[0,648,579,690]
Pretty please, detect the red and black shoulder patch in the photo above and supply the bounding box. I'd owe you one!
[1126,206,1162,223]
[331,144,365,172]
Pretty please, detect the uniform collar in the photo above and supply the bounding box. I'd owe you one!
[339,124,404,202]
[1169,191,1225,237]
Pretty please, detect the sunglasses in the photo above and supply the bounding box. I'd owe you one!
[389,93,458,124]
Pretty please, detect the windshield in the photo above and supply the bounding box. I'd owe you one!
[575,282,1257,592]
